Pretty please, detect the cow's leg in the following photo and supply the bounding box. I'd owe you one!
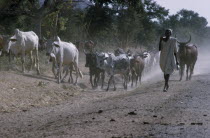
[8,50,12,70]
[35,49,40,75]
[57,63,62,84]
[107,75,113,91]
[95,73,100,88]
[90,74,94,88]
[101,71,105,89]
[29,51,33,71]
[21,52,25,73]
[131,71,134,87]
[68,65,74,83]
[186,65,189,81]
[61,67,68,83]
[189,62,195,80]
[135,74,138,86]
[52,62,57,79]
[93,71,97,88]
[139,73,142,84]
[124,74,128,90]
[89,69,94,88]
[179,63,184,81]
[113,76,116,91]
[73,62,79,85]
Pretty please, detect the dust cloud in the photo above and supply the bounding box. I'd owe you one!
[194,46,210,75]
[141,45,210,84]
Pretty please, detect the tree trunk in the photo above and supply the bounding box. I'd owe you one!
[53,13,59,38]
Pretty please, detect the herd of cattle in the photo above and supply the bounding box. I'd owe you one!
[0,29,198,91]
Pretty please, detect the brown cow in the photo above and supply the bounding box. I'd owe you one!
[178,35,198,81]
[130,54,146,87]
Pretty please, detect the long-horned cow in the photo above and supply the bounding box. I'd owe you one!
[5,29,40,74]
[177,35,198,81]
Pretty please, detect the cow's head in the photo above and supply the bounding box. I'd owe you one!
[177,35,191,56]
[6,36,17,53]
[46,36,61,56]
[114,48,125,56]
[96,52,109,69]
[45,39,54,56]
[126,49,133,56]
[5,29,23,53]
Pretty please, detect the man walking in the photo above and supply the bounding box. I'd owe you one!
[159,29,179,92]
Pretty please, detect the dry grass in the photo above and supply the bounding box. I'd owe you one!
[0,51,83,112]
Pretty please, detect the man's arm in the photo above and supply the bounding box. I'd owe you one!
[174,52,179,65]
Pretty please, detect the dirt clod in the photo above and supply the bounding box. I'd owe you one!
[128,111,137,115]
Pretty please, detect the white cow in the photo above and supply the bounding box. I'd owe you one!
[48,52,75,83]
[6,29,40,74]
[96,52,130,91]
[47,36,82,84]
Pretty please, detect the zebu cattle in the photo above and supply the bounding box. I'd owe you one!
[47,52,75,83]
[46,36,83,84]
[130,54,146,87]
[96,53,130,91]
[6,29,40,74]
[84,51,105,88]
[177,35,198,81]
[46,38,58,78]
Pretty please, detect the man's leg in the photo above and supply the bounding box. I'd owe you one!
[163,74,170,92]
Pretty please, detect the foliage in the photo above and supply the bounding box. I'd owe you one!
[0,0,209,49]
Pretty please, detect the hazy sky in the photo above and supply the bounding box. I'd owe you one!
[155,0,210,26]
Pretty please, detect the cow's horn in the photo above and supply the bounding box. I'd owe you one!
[177,40,181,44]
[184,35,191,44]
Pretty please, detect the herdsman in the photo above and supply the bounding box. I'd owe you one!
[159,29,179,92]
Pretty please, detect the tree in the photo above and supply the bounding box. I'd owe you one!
[0,0,72,38]
[164,9,208,44]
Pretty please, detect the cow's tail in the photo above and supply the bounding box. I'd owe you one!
[78,68,83,78]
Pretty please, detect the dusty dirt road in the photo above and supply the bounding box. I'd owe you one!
[0,49,210,138]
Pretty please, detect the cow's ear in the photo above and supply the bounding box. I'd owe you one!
[14,29,20,34]
[53,42,60,47]
[10,39,17,42]
[143,55,148,58]
[10,36,17,42]
[55,36,61,42]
